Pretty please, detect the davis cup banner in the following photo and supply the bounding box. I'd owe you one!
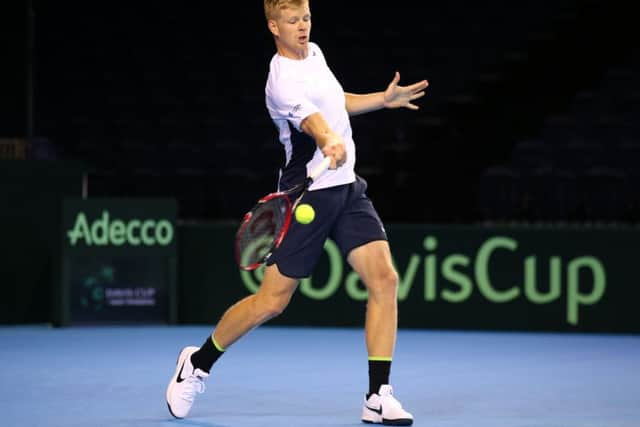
[179,224,639,333]
[57,198,177,325]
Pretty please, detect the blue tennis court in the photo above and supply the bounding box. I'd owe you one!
[1,325,638,426]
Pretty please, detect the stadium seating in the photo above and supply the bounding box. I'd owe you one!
[30,1,637,223]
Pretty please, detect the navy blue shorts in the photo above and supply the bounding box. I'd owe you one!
[266,175,387,278]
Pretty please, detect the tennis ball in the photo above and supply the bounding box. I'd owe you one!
[295,204,315,224]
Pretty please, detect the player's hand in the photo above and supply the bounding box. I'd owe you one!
[383,71,429,110]
[322,139,346,169]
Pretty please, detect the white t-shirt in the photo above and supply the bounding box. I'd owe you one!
[265,42,356,191]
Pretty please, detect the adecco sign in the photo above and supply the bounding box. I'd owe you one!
[57,198,177,326]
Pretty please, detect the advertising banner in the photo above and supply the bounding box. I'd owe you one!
[58,198,177,325]
[179,224,639,333]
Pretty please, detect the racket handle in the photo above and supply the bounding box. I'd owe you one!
[309,156,332,181]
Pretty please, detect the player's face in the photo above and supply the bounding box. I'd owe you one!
[269,4,312,59]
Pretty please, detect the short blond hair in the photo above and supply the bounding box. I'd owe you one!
[263,0,309,20]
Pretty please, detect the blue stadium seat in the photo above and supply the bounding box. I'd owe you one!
[580,166,629,223]
[478,166,521,222]
[519,166,579,222]
[511,139,554,170]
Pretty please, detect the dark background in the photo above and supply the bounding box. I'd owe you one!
[2,0,638,224]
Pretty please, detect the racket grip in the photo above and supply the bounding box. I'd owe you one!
[309,157,332,181]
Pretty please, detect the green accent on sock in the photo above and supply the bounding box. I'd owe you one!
[368,356,392,362]
[211,335,226,352]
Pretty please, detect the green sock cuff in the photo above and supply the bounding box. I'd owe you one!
[368,356,392,362]
[211,335,226,352]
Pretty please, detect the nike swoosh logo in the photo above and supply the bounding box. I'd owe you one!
[176,361,186,383]
[366,404,382,415]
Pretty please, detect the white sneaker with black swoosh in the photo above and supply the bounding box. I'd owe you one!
[166,346,209,418]
[361,384,413,425]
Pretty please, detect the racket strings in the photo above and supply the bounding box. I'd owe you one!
[237,197,288,267]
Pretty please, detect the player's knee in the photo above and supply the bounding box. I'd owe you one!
[382,269,400,293]
[367,268,399,297]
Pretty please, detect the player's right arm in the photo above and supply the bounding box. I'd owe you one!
[301,112,347,169]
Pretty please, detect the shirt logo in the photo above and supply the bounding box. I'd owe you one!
[288,104,302,117]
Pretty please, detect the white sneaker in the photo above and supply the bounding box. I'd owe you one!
[361,384,413,426]
[166,346,209,418]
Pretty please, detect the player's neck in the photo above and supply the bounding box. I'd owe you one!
[276,43,309,60]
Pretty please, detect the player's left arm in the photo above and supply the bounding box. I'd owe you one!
[344,71,429,116]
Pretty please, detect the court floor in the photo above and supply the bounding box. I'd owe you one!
[1,325,638,427]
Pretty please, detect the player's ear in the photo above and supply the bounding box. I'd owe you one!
[267,19,279,37]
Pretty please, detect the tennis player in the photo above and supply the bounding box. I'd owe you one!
[167,0,428,424]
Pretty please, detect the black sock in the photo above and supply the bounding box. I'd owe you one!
[190,334,225,373]
[368,359,391,397]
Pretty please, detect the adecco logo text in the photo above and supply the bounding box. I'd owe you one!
[67,211,174,247]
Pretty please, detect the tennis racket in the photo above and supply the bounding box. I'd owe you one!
[235,156,332,271]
